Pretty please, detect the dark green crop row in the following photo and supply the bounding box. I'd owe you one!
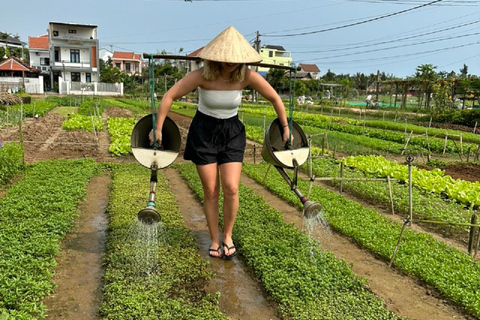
[100,164,227,320]
[177,163,403,320]
[242,163,480,318]
[240,107,473,155]
[0,159,98,319]
[0,142,23,186]
[362,119,480,145]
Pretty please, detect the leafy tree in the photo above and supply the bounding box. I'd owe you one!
[415,63,437,109]
[322,69,336,82]
[294,80,307,96]
[459,64,469,78]
[99,57,123,83]
[266,68,286,93]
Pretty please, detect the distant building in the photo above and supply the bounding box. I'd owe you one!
[99,48,113,63]
[0,32,24,58]
[186,47,204,72]
[112,51,142,75]
[298,63,320,79]
[0,56,40,77]
[0,56,42,93]
[28,35,50,74]
[258,45,292,76]
[47,21,100,89]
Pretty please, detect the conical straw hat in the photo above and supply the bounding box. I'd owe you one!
[198,26,262,64]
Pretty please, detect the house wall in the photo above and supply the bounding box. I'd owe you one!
[258,47,292,74]
[30,50,51,73]
[112,58,141,75]
[0,76,44,94]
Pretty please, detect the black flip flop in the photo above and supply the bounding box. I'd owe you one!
[222,242,237,260]
[208,245,224,259]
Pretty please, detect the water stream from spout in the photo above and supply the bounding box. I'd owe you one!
[125,220,166,276]
[303,207,331,257]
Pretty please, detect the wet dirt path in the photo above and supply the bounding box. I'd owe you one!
[164,167,280,320]
[240,172,472,320]
[43,173,110,320]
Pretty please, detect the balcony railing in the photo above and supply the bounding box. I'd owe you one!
[54,61,91,68]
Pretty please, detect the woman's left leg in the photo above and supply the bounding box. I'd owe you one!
[219,162,242,257]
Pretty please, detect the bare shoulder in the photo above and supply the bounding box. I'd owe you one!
[180,68,206,88]
[184,68,204,81]
[244,68,264,85]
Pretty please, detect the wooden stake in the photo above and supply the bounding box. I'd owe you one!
[387,175,394,215]
[468,213,478,257]
[339,162,344,193]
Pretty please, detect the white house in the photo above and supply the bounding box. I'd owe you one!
[47,21,100,90]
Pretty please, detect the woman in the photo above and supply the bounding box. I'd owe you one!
[150,26,290,259]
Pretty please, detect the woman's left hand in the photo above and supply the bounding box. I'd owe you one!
[283,126,292,147]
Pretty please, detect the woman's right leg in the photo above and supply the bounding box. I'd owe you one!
[196,163,222,256]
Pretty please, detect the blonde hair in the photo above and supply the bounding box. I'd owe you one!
[202,60,246,83]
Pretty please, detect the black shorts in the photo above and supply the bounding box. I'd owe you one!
[184,111,246,165]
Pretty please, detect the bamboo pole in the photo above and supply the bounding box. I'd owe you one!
[339,162,344,193]
[443,133,448,155]
[468,213,478,256]
[387,175,395,215]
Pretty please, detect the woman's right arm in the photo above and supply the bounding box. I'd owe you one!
[151,69,203,146]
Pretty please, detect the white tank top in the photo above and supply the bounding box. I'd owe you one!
[197,87,242,119]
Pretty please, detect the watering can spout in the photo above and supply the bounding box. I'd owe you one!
[137,206,161,225]
[302,199,323,220]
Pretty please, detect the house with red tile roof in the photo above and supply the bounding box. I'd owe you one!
[112,51,142,75]
[298,63,320,79]
[0,56,42,93]
[0,56,39,77]
[28,34,50,76]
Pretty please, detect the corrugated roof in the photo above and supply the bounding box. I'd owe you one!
[28,34,49,50]
[49,21,98,28]
[0,33,23,46]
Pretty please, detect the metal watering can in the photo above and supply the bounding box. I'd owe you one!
[262,118,322,219]
[130,114,181,224]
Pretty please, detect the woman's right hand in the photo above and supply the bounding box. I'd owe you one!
[149,128,163,148]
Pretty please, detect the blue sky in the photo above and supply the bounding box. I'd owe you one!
[3,0,480,78]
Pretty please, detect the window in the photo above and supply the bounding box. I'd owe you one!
[86,73,91,83]
[126,63,131,72]
[268,51,273,58]
[71,72,81,82]
[55,49,60,62]
[53,31,58,36]
[68,30,77,34]
[115,63,121,69]
[70,49,80,63]
[40,58,50,65]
